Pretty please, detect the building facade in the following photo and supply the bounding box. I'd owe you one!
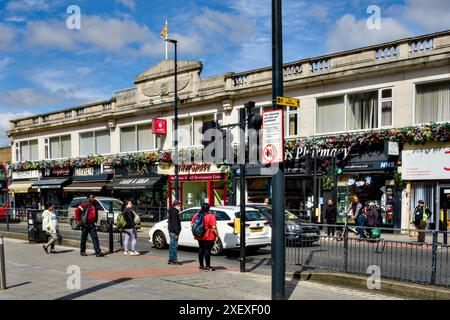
[6,30,450,229]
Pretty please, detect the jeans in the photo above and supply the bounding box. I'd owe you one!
[198,240,215,267]
[124,228,137,252]
[356,215,366,239]
[169,232,178,261]
[80,224,101,254]
[327,226,335,237]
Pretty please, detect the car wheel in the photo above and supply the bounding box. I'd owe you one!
[70,218,79,230]
[211,238,223,256]
[153,231,168,249]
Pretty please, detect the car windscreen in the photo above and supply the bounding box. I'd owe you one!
[99,200,123,212]
[285,209,300,221]
[235,210,266,221]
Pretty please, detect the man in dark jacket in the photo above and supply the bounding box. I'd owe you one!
[168,200,182,265]
[75,195,105,257]
[324,199,337,240]
[414,200,431,243]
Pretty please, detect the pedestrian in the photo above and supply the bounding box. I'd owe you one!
[122,200,140,256]
[42,202,59,254]
[75,195,105,257]
[324,199,337,240]
[191,203,218,271]
[264,197,270,206]
[167,199,182,265]
[414,200,431,243]
[366,202,381,238]
[351,196,365,240]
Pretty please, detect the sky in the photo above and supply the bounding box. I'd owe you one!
[0,0,449,146]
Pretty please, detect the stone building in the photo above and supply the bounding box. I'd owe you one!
[6,30,450,230]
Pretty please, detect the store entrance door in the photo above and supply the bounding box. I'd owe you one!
[439,185,450,244]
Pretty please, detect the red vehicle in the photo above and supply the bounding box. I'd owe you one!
[0,163,9,220]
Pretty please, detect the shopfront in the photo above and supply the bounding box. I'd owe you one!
[109,163,165,216]
[64,166,113,198]
[9,170,41,209]
[31,167,71,209]
[402,144,450,231]
[159,163,228,208]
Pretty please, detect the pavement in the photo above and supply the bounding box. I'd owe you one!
[0,238,406,300]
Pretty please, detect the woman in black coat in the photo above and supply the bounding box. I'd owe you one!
[325,199,338,240]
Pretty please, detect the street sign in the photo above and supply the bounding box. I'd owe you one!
[262,109,284,164]
[276,96,300,108]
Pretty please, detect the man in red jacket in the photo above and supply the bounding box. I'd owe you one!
[75,195,105,257]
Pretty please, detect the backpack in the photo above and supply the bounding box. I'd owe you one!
[191,211,206,237]
[116,212,126,229]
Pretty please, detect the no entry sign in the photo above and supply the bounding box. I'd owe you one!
[262,109,284,164]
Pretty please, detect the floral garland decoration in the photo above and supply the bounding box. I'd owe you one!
[285,122,450,152]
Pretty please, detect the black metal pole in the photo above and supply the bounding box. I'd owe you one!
[0,235,5,290]
[271,0,285,300]
[109,201,113,253]
[313,149,317,223]
[239,108,247,273]
[174,41,180,202]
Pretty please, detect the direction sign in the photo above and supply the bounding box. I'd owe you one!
[262,109,284,164]
[276,96,300,108]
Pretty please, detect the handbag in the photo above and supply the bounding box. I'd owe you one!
[133,211,141,225]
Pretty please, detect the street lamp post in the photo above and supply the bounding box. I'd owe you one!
[166,39,180,202]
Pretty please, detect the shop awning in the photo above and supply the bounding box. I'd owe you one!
[31,178,70,189]
[64,182,107,192]
[108,176,165,190]
[8,182,35,193]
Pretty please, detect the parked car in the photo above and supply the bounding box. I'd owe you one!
[247,204,320,246]
[67,197,138,232]
[149,206,271,255]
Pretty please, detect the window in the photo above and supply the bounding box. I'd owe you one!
[65,111,72,119]
[415,80,450,124]
[181,209,198,222]
[76,108,84,116]
[16,140,38,161]
[47,135,71,159]
[177,118,192,148]
[103,103,112,111]
[80,130,110,156]
[211,210,231,221]
[346,91,378,130]
[120,124,157,152]
[287,107,298,136]
[316,88,393,134]
[193,115,214,146]
[316,96,345,134]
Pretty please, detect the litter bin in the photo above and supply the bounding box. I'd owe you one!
[28,210,47,243]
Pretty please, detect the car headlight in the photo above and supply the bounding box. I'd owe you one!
[286,224,302,232]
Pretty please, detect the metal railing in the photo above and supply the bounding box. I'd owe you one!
[286,223,450,287]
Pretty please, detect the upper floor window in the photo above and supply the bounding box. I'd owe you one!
[120,124,164,152]
[415,80,450,124]
[76,108,84,116]
[15,140,38,161]
[316,88,393,134]
[45,135,71,159]
[65,111,72,119]
[103,103,112,111]
[80,130,110,156]
[176,114,216,148]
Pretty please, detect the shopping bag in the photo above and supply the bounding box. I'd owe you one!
[408,222,418,237]
[370,228,381,239]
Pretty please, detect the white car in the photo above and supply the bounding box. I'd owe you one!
[149,206,271,255]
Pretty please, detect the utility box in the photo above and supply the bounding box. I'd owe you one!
[27,211,47,243]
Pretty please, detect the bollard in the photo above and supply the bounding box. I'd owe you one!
[0,235,6,290]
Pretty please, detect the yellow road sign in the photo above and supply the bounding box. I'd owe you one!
[276,96,300,108]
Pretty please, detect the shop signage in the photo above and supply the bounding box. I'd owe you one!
[402,148,450,180]
[75,167,95,176]
[43,167,70,177]
[119,178,152,186]
[152,118,167,135]
[169,173,225,182]
[285,146,350,161]
[179,163,211,173]
[101,164,114,174]
[115,163,155,178]
[12,170,40,180]
[385,141,400,156]
[343,161,396,172]
[262,109,284,164]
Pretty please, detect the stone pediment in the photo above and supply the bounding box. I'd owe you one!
[134,60,202,84]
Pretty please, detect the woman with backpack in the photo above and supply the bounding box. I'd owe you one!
[121,200,140,256]
[191,203,218,271]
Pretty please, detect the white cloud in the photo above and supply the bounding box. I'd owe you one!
[0,88,65,108]
[396,0,450,32]
[0,57,12,70]
[0,24,17,50]
[6,0,54,12]
[116,0,136,11]
[326,14,411,52]
[0,112,34,146]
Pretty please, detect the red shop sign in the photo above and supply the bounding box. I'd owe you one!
[169,173,225,182]
[152,118,167,135]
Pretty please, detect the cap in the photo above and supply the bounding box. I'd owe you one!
[368,202,375,206]
[172,200,181,206]
[418,200,425,204]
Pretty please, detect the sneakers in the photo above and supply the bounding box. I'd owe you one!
[168,259,182,265]
[131,251,140,256]
[199,266,206,270]
[43,245,49,254]
[205,266,216,271]
[124,251,130,256]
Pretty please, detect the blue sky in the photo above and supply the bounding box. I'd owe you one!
[0,0,449,146]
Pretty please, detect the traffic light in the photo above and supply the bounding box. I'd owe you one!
[335,150,346,175]
[248,113,263,131]
[244,101,262,163]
